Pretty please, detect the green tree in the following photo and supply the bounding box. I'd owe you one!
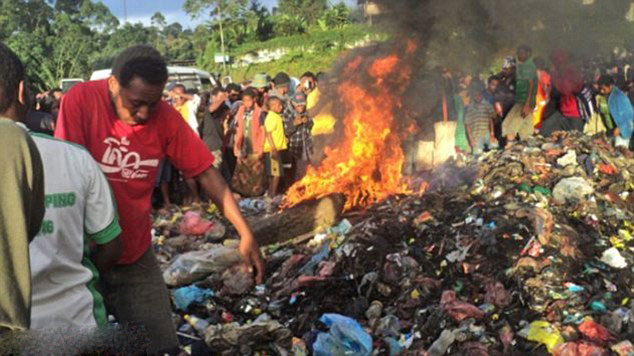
[151,11,167,30]
[278,0,327,25]
[319,3,350,30]
[271,14,306,36]
[184,0,250,72]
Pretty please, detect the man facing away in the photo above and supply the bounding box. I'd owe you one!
[0,43,123,334]
[0,43,45,337]
[502,45,537,145]
[55,45,264,355]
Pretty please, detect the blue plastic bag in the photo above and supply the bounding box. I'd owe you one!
[173,285,214,310]
[313,313,373,356]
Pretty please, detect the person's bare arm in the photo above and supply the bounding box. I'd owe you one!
[466,125,474,148]
[92,238,122,275]
[489,118,498,144]
[209,92,228,113]
[522,79,535,117]
[196,168,264,283]
[265,130,278,157]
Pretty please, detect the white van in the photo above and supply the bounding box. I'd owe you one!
[90,66,217,92]
[60,78,84,93]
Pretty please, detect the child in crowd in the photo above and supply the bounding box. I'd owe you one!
[233,87,267,196]
[465,82,499,155]
[285,92,313,182]
[263,95,288,197]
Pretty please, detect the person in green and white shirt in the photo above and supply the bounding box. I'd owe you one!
[27,131,122,329]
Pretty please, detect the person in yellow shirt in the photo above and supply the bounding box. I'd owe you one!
[307,74,336,136]
[169,83,203,205]
[263,95,288,198]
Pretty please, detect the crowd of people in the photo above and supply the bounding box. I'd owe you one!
[147,44,634,211]
[1,43,263,355]
[2,38,634,355]
[154,69,326,208]
[445,45,634,160]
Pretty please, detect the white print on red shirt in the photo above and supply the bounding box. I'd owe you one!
[99,137,159,180]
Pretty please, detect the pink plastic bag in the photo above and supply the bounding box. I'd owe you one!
[485,281,512,308]
[440,290,485,322]
[553,341,607,356]
[179,211,214,236]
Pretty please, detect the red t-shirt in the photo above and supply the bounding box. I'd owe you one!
[55,80,214,264]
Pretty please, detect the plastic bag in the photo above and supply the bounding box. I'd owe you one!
[220,263,255,296]
[523,321,564,353]
[578,319,615,343]
[173,285,214,310]
[440,290,485,322]
[179,211,214,236]
[552,177,594,203]
[204,320,292,352]
[163,245,242,287]
[553,341,607,356]
[484,281,511,308]
[313,313,373,356]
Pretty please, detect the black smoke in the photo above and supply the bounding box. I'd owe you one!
[314,0,634,144]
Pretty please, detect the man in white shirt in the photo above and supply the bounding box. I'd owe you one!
[0,47,121,331]
[27,132,122,330]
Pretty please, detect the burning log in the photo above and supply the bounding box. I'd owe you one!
[249,193,345,246]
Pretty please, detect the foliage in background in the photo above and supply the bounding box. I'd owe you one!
[0,0,360,91]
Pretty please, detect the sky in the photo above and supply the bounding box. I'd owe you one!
[101,0,356,29]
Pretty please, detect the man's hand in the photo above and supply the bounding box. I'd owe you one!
[293,117,303,126]
[239,234,265,284]
[196,167,266,284]
[521,103,532,118]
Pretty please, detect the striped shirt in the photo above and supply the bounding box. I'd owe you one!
[465,101,496,140]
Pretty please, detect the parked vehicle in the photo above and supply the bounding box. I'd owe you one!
[60,78,84,93]
[90,66,217,92]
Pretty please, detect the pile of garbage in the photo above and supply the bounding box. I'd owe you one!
[153,132,634,355]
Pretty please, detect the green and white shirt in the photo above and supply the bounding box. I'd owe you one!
[28,131,121,329]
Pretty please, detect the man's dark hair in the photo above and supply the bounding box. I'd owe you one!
[517,45,532,54]
[172,84,186,92]
[211,86,227,96]
[243,87,258,99]
[301,71,316,80]
[226,83,241,93]
[598,75,615,87]
[111,45,168,88]
[273,72,291,86]
[487,75,500,85]
[0,42,25,114]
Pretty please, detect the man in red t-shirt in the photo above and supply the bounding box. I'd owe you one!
[55,45,264,355]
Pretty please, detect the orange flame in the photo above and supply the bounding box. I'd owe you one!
[285,46,419,211]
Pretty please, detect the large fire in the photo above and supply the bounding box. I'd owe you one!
[285,44,418,211]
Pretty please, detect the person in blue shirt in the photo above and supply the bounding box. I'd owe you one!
[599,75,633,150]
